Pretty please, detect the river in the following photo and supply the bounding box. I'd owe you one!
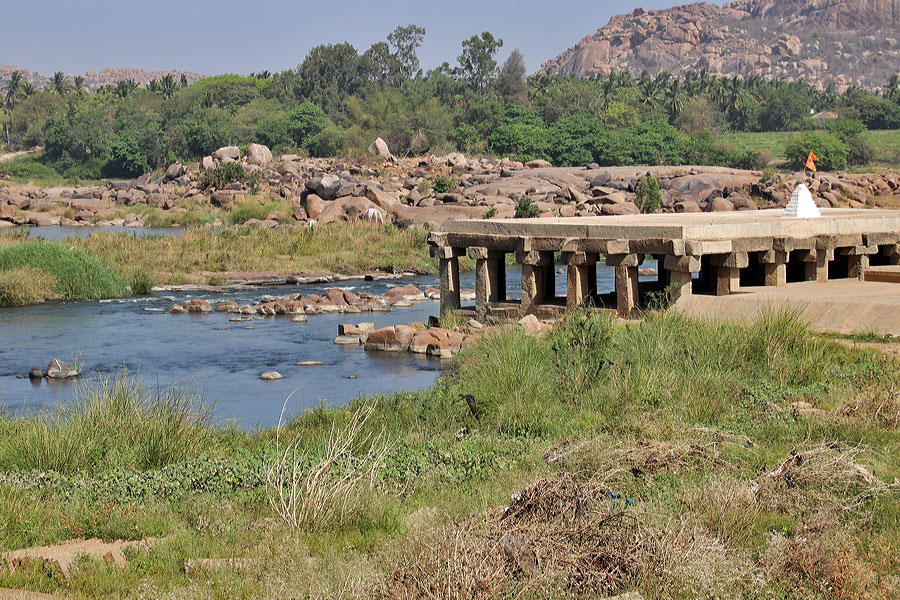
[0,227,653,427]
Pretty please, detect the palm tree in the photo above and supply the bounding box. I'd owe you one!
[665,79,685,122]
[724,76,746,119]
[147,79,159,93]
[180,73,188,87]
[114,79,137,99]
[599,76,616,109]
[160,74,176,99]
[638,76,658,107]
[2,70,23,108]
[71,75,84,93]
[885,74,900,102]
[50,71,71,95]
[20,81,35,98]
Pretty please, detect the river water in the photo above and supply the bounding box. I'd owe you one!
[0,227,651,428]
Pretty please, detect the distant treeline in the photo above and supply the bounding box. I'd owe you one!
[2,25,899,179]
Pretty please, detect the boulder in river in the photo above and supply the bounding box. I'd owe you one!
[28,366,43,379]
[46,359,77,379]
[259,370,282,380]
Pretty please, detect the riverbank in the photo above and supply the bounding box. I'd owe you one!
[1,309,898,598]
[0,222,438,307]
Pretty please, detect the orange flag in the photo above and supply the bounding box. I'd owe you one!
[805,151,819,172]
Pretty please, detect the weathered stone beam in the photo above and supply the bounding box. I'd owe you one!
[710,252,749,268]
[606,253,643,268]
[685,240,732,256]
[447,233,518,252]
[663,255,701,273]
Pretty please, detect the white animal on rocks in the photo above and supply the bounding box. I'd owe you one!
[365,207,385,224]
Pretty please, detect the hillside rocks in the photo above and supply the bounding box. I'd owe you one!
[0,65,204,94]
[541,0,900,90]
[4,142,900,230]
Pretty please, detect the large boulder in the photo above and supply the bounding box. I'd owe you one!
[212,146,240,161]
[246,143,273,167]
[313,175,342,201]
[46,359,77,379]
[364,185,399,209]
[184,299,214,313]
[164,163,185,180]
[601,202,640,216]
[368,137,395,162]
[364,325,417,352]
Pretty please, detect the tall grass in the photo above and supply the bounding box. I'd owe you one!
[451,308,831,434]
[227,198,291,225]
[0,373,215,473]
[71,222,437,283]
[0,266,58,306]
[0,240,127,305]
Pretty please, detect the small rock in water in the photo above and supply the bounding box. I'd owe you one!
[169,304,188,314]
[292,315,308,322]
[347,375,358,379]
[297,361,325,366]
[28,366,43,379]
[46,358,77,379]
[259,370,282,380]
[333,335,362,345]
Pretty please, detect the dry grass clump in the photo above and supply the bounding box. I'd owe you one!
[379,475,748,599]
[838,386,900,428]
[753,441,898,511]
[545,429,751,481]
[266,401,388,531]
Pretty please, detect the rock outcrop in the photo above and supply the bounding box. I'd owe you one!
[540,0,900,90]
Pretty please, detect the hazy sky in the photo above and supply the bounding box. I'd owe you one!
[2,1,686,76]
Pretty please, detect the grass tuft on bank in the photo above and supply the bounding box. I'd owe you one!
[0,240,128,306]
[0,373,216,473]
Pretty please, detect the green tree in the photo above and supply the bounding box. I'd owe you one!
[71,76,84,94]
[296,43,366,116]
[457,31,503,94]
[496,49,527,104]
[387,24,426,83]
[114,79,138,99]
[634,175,662,213]
[103,132,150,177]
[784,131,848,171]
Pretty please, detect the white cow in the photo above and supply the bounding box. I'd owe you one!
[365,207,385,224]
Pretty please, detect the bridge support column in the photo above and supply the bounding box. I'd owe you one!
[607,253,642,317]
[518,250,554,316]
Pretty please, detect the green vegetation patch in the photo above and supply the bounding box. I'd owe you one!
[0,240,127,305]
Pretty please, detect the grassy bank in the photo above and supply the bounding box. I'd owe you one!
[1,309,898,598]
[0,222,437,305]
[0,239,128,306]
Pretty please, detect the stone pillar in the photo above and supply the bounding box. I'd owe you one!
[760,250,787,287]
[468,247,493,319]
[518,250,553,316]
[711,252,748,296]
[565,252,596,309]
[663,255,701,300]
[814,249,832,282]
[607,254,642,317]
[432,245,462,315]
[845,245,877,280]
[795,249,818,282]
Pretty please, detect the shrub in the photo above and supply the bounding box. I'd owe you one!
[0,156,57,181]
[201,161,260,191]
[633,175,662,214]
[482,206,498,219]
[824,119,874,166]
[103,132,150,178]
[514,196,540,219]
[431,175,454,194]
[784,131,848,171]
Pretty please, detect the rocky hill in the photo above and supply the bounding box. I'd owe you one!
[540,0,900,90]
[0,65,205,92]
